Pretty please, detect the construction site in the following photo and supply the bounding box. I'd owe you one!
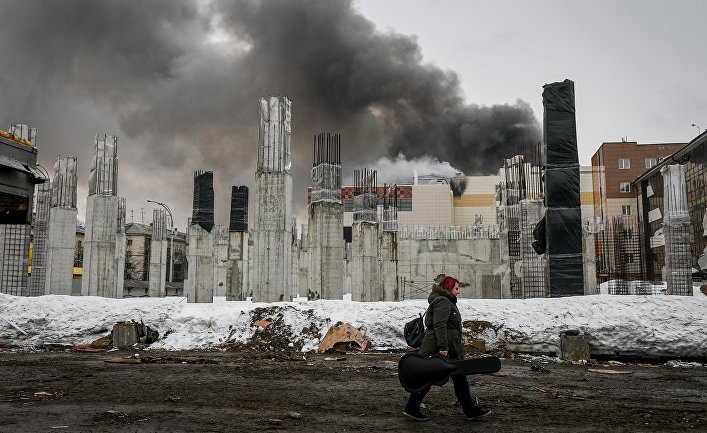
[0,81,702,303]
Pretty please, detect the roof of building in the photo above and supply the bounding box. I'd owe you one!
[125,222,153,236]
[633,131,707,183]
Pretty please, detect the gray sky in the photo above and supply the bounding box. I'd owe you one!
[1,0,705,230]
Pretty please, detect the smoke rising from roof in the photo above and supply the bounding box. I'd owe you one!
[0,0,540,227]
[359,154,461,185]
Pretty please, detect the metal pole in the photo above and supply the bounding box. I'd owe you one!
[147,199,174,282]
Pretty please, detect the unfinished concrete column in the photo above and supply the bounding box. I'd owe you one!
[148,209,167,297]
[351,169,380,301]
[290,217,300,298]
[226,186,249,301]
[379,185,399,301]
[83,134,125,298]
[115,198,126,299]
[519,198,547,298]
[28,182,51,296]
[213,224,229,297]
[500,156,523,298]
[184,170,215,303]
[253,96,293,302]
[307,133,344,300]
[297,224,310,299]
[582,218,598,295]
[45,156,78,295]
[661,164,692,295]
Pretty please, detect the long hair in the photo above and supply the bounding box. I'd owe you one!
[439,276,459,293]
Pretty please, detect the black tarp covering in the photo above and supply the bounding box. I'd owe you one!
[192,171,214,232]
[546,208,582,255]
[548,255,585,297]
[545,167,580,208]
[543,80,579,168]
[544,111,579,167]
[229,185,248,232]
[532,215,546,255]
[542,79,583,296]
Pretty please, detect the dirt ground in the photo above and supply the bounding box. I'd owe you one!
[1,348,706,433]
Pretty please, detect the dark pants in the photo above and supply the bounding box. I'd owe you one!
[406,375,479,416]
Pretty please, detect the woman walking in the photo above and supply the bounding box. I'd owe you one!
[403,276,491,421]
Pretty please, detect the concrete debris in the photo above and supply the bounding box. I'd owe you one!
[559,330,590,363]
[111,321,159,349]
[288,412,302,419]
[318,322,369,353]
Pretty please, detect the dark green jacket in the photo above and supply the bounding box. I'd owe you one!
[418,284,464,360]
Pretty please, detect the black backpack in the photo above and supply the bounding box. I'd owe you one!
[404,297,445,348]
[404,311,427,348]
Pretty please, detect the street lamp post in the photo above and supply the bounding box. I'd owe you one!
[147,199,174,283]
[692,124,702,135]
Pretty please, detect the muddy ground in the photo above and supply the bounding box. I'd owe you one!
[1,349,705,433]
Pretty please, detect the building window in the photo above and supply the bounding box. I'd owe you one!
[619,158,631,169]
[620,182,631,193]
[622,205,631,216]
[127,239,133,246]
[624,228,633,239]
[626,253,635,263]
[645,158,657,169]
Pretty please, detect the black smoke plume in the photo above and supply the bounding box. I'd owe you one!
[0,0,540,226]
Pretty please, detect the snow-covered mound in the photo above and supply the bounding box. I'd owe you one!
[1,293,705,358]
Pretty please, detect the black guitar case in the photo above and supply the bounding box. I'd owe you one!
[398,353,502,392]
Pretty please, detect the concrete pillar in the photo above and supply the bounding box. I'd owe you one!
[379,230,398,301]
[45,208,78,295]
[83,136,124,298]
[115,230,125,299]
[45,156,79,296]
[351,221,379,301]
[253,96,293,302]
[83,195,122,297]
[148,209,167,297]
[185,223,214,303]
[297,224,310,299]
[582,218,598,295]
[661,165,692,296]
[213,225,229,297]
[29,182,51,296]
[308,202,344,300]
[226,231,248,301]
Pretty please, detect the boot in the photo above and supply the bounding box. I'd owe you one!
[404,389,430,421]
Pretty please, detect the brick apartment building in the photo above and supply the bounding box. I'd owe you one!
[591,141,685,280]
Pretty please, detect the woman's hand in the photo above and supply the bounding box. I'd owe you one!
[438,350,448,357]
